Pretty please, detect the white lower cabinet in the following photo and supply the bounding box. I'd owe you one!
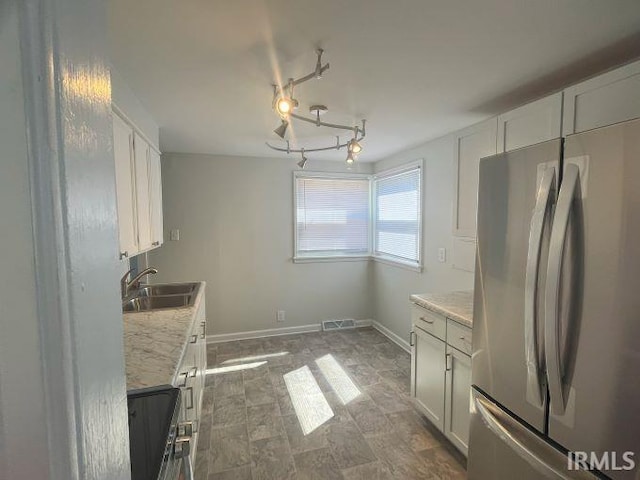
[173,297,207,463]
[412,326,446,430]
[411,304,472,456]
[444,345,472,455]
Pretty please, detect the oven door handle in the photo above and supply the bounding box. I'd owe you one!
[181,451,194,480]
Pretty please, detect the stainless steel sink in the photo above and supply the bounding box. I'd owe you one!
[122,282,200,313]
[136,283,196,297]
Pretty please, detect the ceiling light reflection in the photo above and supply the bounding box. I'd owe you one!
[315,354,361,405]
[284,366,334,435]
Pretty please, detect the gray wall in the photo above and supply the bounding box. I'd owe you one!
[149,154,375,335]
[372,134,475,341]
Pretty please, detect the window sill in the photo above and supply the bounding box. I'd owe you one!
[293,255,371,264]
[372,255,423,272]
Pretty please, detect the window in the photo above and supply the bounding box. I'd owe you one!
[373,163,422,267]
[294,173,370,259]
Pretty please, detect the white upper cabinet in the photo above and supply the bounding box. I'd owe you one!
[133,133,153,252]
[452,117,497,238]
[112,113,137,259]
[563,59,640,136]
[497,92,563,153]
[149,148,163,247]
[112,110,163,258]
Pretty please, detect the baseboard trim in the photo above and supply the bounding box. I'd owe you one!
[372,320,411,353]
[207,319,373,344]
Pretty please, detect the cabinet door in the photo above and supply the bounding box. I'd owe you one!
[563,59,640,135]
[452,117,497,238]
[133,133,152,251]
[497,92,562,153]
[112,113,137,258]
[444,346,472,456]
[412,326,446,430]
[149,148,163,247]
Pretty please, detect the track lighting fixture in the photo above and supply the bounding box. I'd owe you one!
[297,150,308,169]
[274,119,289,138]
[266,49,367,163]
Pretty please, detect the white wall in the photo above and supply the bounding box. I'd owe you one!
[149,154,374,335]
[0,5,50,476]
[371,134,475,341]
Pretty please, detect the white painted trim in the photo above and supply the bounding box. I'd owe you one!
[293,255,370,264]
[207,319,373,344]
[372,254,423,272]
[372,320,411,353]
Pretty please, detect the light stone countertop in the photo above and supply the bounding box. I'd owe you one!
[123,282,205,391]
[410,290,474,328]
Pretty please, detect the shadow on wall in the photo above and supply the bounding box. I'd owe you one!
[470,31,640,115]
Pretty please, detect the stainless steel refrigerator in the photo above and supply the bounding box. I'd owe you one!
[468,118,640,480]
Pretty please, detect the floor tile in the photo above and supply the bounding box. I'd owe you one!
[246,403,284,441]
[340,460,395,480]
[366,432,434,479]
[207,465,252,480]
[364,382,413,414]
[244,376,276,406]
[212,394,246,427]
[346,398,393,436]
[250,435,296,480]
[418,446,467,479]
[346,364,380,387]
[194,450,209,480]
[282,414,329,454]
[294,447,344,480]
[209,424,250,473]
[377,369,410,395]
[326,420,377,469]
[210,371,244,396]
[386,410,440,452]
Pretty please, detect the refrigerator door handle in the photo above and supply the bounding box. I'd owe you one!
[545,164,580,416]
[474,392,595,480]
[524,165,556,408]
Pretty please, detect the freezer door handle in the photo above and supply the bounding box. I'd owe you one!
[474,392,595,480]
[524,165,556,408]
[545,164,580,416]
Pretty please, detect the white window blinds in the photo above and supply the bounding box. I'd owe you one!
[374,166,421,264]
[295,175,370,257]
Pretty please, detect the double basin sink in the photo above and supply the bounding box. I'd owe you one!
[122,282,200,313]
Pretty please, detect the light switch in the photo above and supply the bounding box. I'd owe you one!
[170,229,180,241]
[438,248,447,263]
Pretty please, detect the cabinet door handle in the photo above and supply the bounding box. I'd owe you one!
[189,334,198,344]
[200,321,206,339]
[152,241,160,246]
[446,353,452,371]
[119,251,129,259]
[186,386,194,410]
[420,316,434,324]
[177,371,188,387]
[189,367,198,378]
[409,331,416,347]
[459,336,472,346]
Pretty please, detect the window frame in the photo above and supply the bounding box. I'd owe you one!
[292,170,372,263]
[372,159,424,272]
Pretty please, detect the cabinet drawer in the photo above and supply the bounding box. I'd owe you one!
[447,319,472,355]
[412,305,446,341]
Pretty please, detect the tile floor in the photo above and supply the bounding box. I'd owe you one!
[195,327,467,479]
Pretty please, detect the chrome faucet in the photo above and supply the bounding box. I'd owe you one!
[121,267,158,299]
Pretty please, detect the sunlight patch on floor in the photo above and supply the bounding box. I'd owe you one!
[284,365,334,435]
[206,361,267,375]
[315,354,361,405]
[221,351,289,365]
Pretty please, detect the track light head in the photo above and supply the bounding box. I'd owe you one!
[274,120,289,138]
[297,150,308,169]
[348,138,362,154]
[346,150,355,165]
[274,95,297,118]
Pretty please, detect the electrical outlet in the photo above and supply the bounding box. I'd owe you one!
[438,247,447,263]
[170,229,180,241]
[276,310,286,323]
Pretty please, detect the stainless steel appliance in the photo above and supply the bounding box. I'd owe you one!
[468,118,640,479]
[127,385,195,480]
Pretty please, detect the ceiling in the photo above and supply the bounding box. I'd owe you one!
[108,0,640,162]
